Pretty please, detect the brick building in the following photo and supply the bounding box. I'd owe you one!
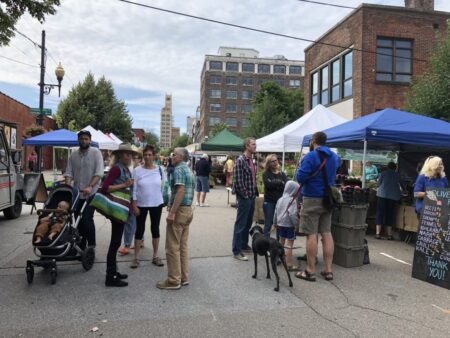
[304,0,450,120]
[0,91,56,170]
[199,47,304,141]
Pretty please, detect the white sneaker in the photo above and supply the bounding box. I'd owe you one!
[201,203,209,207]
[195,202,200,206]
[233,253,248,261]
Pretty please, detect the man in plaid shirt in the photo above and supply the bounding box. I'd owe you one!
[232,137,258,261]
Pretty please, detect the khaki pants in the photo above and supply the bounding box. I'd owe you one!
[166,206,193,285]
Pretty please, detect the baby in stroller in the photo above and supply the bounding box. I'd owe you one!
[33,201,70,244]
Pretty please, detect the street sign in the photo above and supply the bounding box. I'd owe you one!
[29,108,52,116]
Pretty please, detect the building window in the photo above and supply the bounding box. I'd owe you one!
[226,103,237,113]
[331,59,340,103]
[226,76,237,85]
[376,37,412,83]
[320,66,329,105]
[310,50,352,108]
[258,64,270,73]
[311,72,319,108]
[242,63,255,72]
[241,118,249,127]
[289,79,300,88]
[225,117,237,127]
[208,117,221,126]
[226,90,237,99]
[259,78,269,85]
[210,61,222,70]
[274,79,285,87]
[210,75,221,84]
[210,89,221,98]
[242,90,253,100]
[274,65,286,74]
[242,77,253,86]
[226,62,239,72]
[343,51,352,97]
[210,104,221,112]
[242,104,252,113]
[290,65,302,74]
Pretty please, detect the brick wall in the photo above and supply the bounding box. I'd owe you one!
[304,5,450,118]
[0,92,56,170]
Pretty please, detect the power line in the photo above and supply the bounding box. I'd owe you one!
[14,29,41,48]
[14,28,75,87]
[116,0,428,63]
[0,54,38,68]
[296,0,356,10]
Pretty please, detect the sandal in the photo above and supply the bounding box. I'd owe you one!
[152,257,164,267]
[320,271,334,281]
[287,265,300,272]
[130,259,140,269]
[375,235,381,240]
[295,270,316,282]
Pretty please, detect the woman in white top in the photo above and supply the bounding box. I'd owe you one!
[131,145,166,268]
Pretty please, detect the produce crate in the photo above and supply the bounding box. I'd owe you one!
[331,222,367,247]
[333,243,365,268]
[334,204,368,226]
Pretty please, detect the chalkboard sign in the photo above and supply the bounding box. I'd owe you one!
[412,188,450,289]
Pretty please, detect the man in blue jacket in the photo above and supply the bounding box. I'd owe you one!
[295,132,340,282]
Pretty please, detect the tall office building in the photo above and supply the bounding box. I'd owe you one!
[160,94,172,149]
[199,47,304,141]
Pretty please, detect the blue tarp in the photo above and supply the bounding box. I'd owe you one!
[302,109,450,151]
[22,129,99,147]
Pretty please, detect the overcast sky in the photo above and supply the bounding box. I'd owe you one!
[1,0,450,136]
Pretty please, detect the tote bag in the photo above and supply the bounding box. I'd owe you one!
[90,188,131,224]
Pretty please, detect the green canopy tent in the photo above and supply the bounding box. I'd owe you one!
[200,129,244,152]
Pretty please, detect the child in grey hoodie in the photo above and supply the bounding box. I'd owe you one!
[273,180,300,271]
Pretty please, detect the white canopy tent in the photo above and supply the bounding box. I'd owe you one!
[256,104,348,170]
[107,132,122,145]
[81,125,119,150]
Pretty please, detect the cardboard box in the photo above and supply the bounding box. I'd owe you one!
[394,205,405,230]
[403,206,419,232]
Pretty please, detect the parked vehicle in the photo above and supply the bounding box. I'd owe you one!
[0,126,24,219]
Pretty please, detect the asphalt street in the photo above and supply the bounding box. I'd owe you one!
[0,187,449,338]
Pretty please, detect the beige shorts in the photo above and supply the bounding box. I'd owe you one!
[299,197,332,235]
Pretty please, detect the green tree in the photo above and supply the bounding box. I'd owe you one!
[405,24,450,121]
[210,121,228,137]
[0,0,60,46]
[144,130,159,146]
[245,81,304,138]
[172,133,190,148]
[55,73,133,141]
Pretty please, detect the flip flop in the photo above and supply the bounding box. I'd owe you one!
[295,270,316,282]
[320,271,334,281]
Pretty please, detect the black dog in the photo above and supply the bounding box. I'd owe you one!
[249,225,293,291]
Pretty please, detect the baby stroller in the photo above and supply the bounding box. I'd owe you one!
[26,184,95,285]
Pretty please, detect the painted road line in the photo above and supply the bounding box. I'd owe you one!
[379,252,412,266]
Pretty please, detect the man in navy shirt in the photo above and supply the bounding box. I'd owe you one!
[295,132,340,282]
[195,153,212,207]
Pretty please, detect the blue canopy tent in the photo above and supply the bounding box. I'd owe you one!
[22,129,98,147]
[301,109,450,187]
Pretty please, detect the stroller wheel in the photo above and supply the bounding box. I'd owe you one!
[82,247,95,271]
[26,265,34,284]
[50,269,57,285]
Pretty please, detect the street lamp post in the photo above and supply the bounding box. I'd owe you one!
[36,30,65,171]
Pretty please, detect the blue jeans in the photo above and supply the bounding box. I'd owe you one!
[232,195,255,255]
[122,214,136,247]
[263,201,277,237]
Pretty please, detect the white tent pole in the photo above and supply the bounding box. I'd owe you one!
[282,134,285,172]
[362,139,367,189]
